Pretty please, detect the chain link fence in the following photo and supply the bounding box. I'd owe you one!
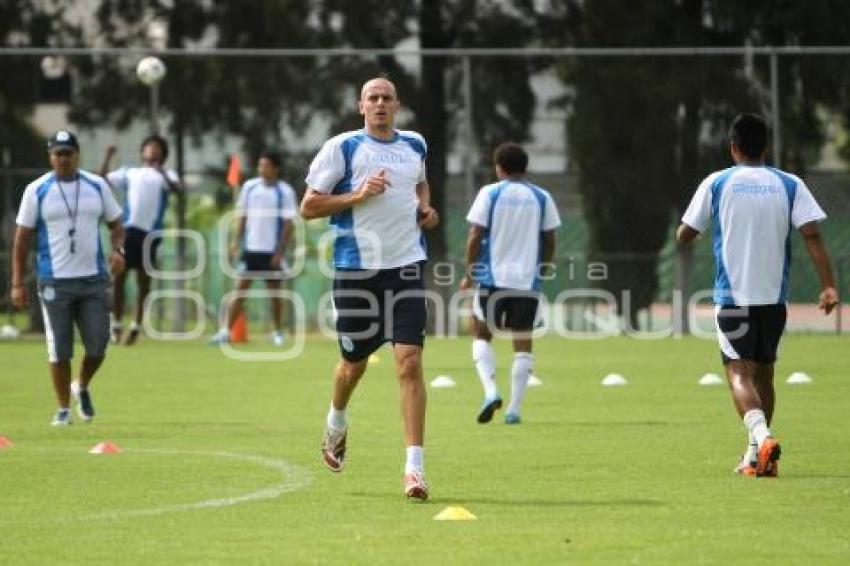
[1,48,848,336]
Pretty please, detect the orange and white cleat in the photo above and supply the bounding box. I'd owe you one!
[734,459,757,477]
[756,437,781,477]
[404,472,429,501]
[321,427,347,472]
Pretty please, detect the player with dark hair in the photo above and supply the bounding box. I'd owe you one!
[677,113,839,477]
[100,134,182,345]
[460,142,560,425]
[211,150,297,345]
[12,130,125,425]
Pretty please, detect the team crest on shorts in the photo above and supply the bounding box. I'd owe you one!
[41,286,56,302]
[340,335,354,352]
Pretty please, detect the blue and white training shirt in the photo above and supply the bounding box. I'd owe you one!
[305,129,428,270]
[106,166,179,232]
[682,165,826,306]
[466,179,561,291]
[236,177,298,254]
[16,170,123,281]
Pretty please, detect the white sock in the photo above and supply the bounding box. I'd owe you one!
[472,339,498,399]
[326,403,347,431]
[405,445,424,475]
[743,409,772,447]
[743,432,758,463]
[506,352,534,416]
[110,314,122,330]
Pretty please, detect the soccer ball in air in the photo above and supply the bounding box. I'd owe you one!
[136,56,166,86]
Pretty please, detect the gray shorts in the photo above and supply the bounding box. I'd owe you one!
[38,275,112,363]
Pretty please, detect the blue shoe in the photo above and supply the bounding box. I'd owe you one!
[477,396,503,424]
[504,413,522,425]
[72,381,95,422]
[51,408,71,426]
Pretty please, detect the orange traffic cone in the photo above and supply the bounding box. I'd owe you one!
[230,312,248,343]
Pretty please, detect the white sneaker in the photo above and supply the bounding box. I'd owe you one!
[51,408,72,426]
[209,329,229,345]
[272,331,285,346]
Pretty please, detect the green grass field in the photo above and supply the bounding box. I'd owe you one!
[1,334,849,565]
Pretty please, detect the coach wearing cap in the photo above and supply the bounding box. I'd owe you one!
[11,130,126,426]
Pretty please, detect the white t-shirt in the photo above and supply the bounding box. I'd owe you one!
[106,166,179,232]
[466,179,561,291]
[682,165,826,306]
[305,129,428,270]
[16,170,123,280]
[236,177,298,253]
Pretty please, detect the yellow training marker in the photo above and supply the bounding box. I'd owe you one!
[434,506,477,521]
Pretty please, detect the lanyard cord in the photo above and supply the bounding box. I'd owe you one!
[57,177,80,235]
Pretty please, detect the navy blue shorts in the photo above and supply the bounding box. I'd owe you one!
[333,262,427,362]
[124,227,160,272]
[473,285,540,331]
[716,304,787,364]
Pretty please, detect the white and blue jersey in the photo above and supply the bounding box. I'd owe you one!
[466,179,561,291]
[305,129,428,270]
[106,166,178,232]
[682,165,826,306]
[16,170,123,281]
[236,177,298,253]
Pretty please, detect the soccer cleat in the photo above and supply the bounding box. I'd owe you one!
[272,331,285,347]
[110,326,123,345]
[71,381,95,422]
[322,427,347,472]
[734,459,757,477]
[124,325,140,346]
[476,395,503,424]
[404,472,429,501]
[51,408,72,426]
[756,436,781,477]
[504,413,522,425]
[208,330,229,345]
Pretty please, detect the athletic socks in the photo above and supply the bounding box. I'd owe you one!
[743,431,758,464]
[506,352,534,416]
[327,403,347,431]
[743,409,772,447]
[405,445,424,475]
[472,339,498,399]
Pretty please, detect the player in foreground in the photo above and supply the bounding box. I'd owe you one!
[677,113,839,477]
[301,77,439,500]
[460,142,560,425]
[100,135,182,345]
[12,130,125,425]
[211,151,298,345]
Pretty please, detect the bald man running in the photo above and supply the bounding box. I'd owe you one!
[302,77,439,500]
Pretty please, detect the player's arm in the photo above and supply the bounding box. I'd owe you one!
[300,170,390,219]
[676,223,700,244]
[272,219,293,269]
[541,229,556,276]
[798,221,839,314]
[106,219,126,276]
[460,224,486,291]
[10,226,34,309]
[99,144,117,180]
[230,215,246,260]
[416,181,439,228]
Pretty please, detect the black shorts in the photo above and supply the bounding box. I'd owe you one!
[473,285,540,331]
[716,304,787,364]
[333,262,427,362]
[124,227,161,272]
[239,252,287,279]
